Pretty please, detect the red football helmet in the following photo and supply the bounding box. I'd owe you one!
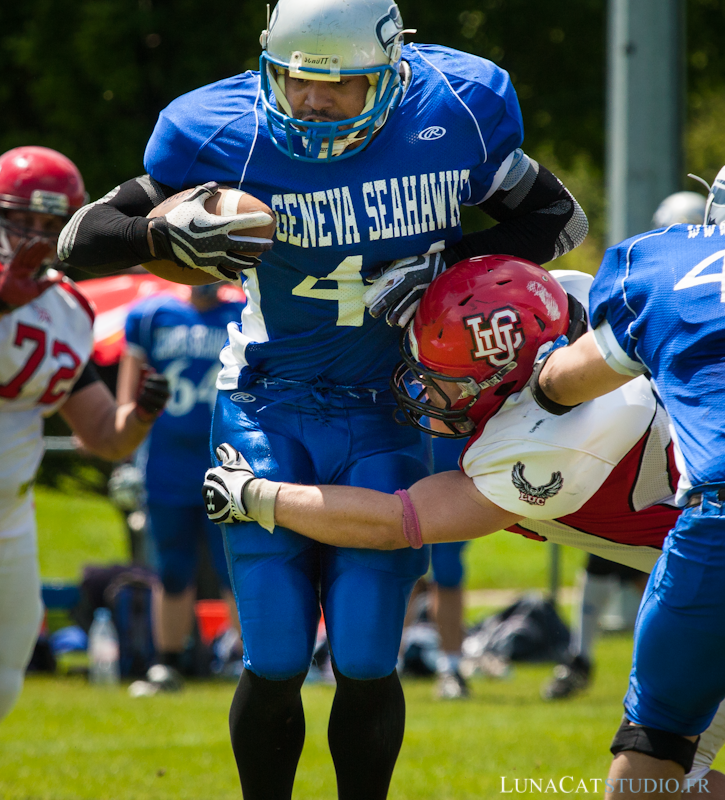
[391,255,571,437]
[0,146,86,259]
[0,146,86,217]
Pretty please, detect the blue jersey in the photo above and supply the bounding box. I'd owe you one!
[125,295,245,503]
[589,222,725,494]
[144,44,523,391]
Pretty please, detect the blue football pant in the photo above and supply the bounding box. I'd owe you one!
[212,387,431,680]
[146,503,232,594]
[624,488,725,735]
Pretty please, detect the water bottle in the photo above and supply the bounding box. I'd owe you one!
[88,607,120,685]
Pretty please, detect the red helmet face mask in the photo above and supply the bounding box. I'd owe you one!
[0,146,86,264]
[391,256,571,438]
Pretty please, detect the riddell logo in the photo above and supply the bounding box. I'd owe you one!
[465,308,524,367]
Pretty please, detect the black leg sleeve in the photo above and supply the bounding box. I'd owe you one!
[328,666,406,800]
[229,669,307,800]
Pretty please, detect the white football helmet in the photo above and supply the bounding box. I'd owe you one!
[651,191,707,228]
[705,165,725,226]
[259,0,410,162]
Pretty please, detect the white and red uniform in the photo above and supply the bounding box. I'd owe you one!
[459,267,679,573]
[462,377,679,573]
[0,279,93,719]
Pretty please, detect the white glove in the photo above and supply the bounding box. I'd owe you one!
[203,443,257,523]
[363,252,447,327]
[203,443,280,531]
[148,182,274,284]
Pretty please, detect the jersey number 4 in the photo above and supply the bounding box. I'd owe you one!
[0,322,81,403]
[674,250,725,302]
[291,256,367,327]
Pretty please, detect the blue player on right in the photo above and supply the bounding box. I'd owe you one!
[57,0,587,796]
[537,166,725,799]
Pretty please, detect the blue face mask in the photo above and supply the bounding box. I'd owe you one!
[259,55,402,163]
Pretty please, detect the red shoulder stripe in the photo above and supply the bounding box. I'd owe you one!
[59,278,96,325]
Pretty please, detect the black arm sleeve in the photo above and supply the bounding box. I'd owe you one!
[442,156,589,268]
[58,174,176,275]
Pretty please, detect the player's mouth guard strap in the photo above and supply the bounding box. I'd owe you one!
[610,718,700,773]
[395,489,423,549]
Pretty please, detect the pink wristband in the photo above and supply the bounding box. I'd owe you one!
[395,489,423,549]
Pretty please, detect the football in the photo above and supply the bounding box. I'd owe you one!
[142,185,276,285]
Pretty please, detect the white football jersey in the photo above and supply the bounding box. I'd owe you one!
[0,281,94,538]
[462,378,679,572]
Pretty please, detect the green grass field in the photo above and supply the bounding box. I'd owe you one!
[2,638,633,800]
[10,487,710,799]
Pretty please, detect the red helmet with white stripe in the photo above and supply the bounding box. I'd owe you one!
[0,146,86,218]
[391,255,571,437]
[0,146,86,266]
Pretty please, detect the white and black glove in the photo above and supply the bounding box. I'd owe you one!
[148,182,274,284]
[203,443,257,523]
[203,443,280,531]
[363,251,447,327]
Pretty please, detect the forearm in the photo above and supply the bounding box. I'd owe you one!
[58,175,172,274]
[61,380,159,462]
[64,401,152,461]
[274,483,408,550]
[206,446,520,545]
[443,158,588,267]
[271,471,520,547]
[105,403,154,460]
[538,331,634,406]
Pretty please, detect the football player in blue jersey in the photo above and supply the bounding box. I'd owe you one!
[535,167,725,799]
[117,284,245,691]
[57,0,587,795]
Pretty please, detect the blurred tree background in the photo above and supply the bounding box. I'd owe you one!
[2,0,724,270]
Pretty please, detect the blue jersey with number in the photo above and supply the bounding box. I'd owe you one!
[143,44,523,391]
[589,223,725,492]
[125,295,245,503]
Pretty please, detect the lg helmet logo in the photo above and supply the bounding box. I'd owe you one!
[465,309,524,367]
[418,126,446,141]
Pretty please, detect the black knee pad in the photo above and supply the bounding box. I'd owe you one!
[610,718,699,773]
